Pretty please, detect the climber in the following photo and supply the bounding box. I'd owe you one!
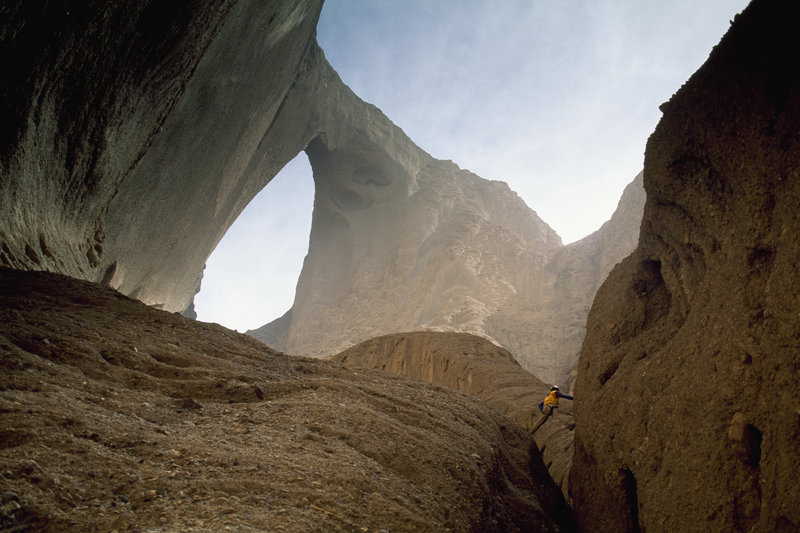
[531,385,573,434]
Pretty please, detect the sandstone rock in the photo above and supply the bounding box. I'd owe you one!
[176,398,204,411]
[727,412,762,466]
[330,331,576,498]
[1,0,642,387]
[253,384,267,400]
[252,162,643,387]
[571,1,800,531]
[100,1,331,313]
[332,332,554,429]
[0,267,575,531]
[491,172,645,383]
[1,0,243,282]
[1,0,327,313]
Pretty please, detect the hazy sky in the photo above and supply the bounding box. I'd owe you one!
[195,0,751,332]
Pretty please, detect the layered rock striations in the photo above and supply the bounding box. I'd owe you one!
[570,0,800,531]
[332,331,555,426]
[330,331,576,496]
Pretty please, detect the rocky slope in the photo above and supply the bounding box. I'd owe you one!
[0,268,575,532]
[330,331,576,495]
[570,0,800,531]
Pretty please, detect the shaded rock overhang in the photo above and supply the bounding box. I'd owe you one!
[1,0,428,314]
[1,0,647,394]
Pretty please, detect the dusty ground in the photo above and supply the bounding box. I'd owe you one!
[0,268,574,532]
[330,332,575,498]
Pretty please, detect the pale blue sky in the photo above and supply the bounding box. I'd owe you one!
[196,0,751,332]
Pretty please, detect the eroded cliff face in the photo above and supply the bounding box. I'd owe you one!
[1,0,238,281]
[571,0,800,531]
[330,331,577,498]
[99,1,329,311]
[252,157,643,386]
[1,0,329,312]
[1,0,642,387]
[490,173,645,384]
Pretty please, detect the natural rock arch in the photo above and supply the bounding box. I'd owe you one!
[2,0,642,386]
[1,0,329,312]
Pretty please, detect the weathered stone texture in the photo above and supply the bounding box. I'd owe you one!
[1,0,326,312]
[571,0,800,531]
[2,0,238,279]
[252,165,643,386]
[330,331,577,498]
[2,0,642,386]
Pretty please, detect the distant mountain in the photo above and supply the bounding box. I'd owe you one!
[250,135,644,386]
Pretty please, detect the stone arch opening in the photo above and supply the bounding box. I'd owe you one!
[193,154,314,332]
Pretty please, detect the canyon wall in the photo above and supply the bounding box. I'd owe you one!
[330,331,577,497]
[570,0,800,531]
[252,166,643,386]
[8,1,797,529]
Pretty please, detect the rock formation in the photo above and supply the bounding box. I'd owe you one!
[570,0,800,531]
[2,0,278,304]
[2,0,331,312]
[0,267,575,531]
[330,331,576,497]
[1,0,643,387]
[251,162,644,386]
[6,0,799,530]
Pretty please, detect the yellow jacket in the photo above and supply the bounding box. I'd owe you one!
[543,390,560,407]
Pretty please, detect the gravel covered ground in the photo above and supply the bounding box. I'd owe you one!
[0,268,574,532]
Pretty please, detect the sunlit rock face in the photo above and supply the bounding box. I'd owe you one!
[571,0,800,531]
[2,0,642,385]
[251,133,644,385]
[490,174,645,383]
[1,0,326,312]
[329,331,577,498]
